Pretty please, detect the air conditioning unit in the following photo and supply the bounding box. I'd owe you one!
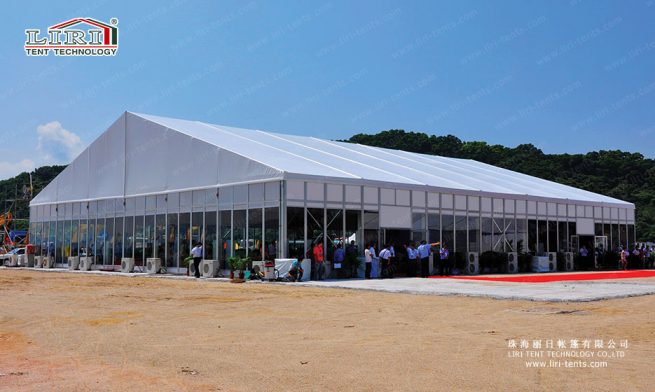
[547,252,557,272]
[121,258,135,273]
[146,258,162,274]
[188,260,197,277]
[467,252,480,275]
[18,254,33,267]
[43,256,53,268]
[34,255,43,268]
[7,254,19,267]
[564,252,574,271]
[507,252,518,273]
[67,256,80,270]
[79,257,94,271]
[202,259,220,278]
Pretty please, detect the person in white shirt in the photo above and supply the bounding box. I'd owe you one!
[364,244,373,279]
[379,244,392,279]
[191,242,203,278]
[406,243,418,277]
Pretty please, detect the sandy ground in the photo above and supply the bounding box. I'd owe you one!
[0,269,653,391]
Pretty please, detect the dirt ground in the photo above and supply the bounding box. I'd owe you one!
[0,269,653,391]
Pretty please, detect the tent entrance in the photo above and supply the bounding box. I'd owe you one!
[383,229,411,277]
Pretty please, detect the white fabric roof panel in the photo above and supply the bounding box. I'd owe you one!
[31,112,633,208]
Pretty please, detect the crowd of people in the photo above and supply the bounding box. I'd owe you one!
[578,243,655,270]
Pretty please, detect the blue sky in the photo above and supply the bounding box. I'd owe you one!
[1,0,654,179]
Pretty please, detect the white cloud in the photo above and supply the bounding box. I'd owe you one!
[36,121,85,164]
[0,159,35,180]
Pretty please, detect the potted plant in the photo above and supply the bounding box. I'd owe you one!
[228,256,251,282]
[183,255,193,276]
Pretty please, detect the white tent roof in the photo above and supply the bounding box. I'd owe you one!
[31,112,633,208]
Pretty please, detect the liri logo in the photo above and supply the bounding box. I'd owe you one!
[25,17,119,57]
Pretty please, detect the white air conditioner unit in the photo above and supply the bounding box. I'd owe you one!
[467,252,479,275]
[121,258,135,273]
[564,252,574,271]
[68,256,80,270]
[146,258,162,274]
[17,254,31,267]
[79,257,94,271]
[507,252,518,273]
[34,255,43,268]
[547,252,557,272]
[202,259,220,278]
[7,254,19,267]
[188,260,197,277]
[43,256,53,268]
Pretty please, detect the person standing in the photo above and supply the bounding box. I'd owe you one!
[191,242,203,278]
[620,247,629,270]
[406,243,418,277]
[364,243,372,279]
[334,244,345,269]
[439,244,450,276]
[313,242,325,280]
[417,240,431,278]
[379,244,392,279]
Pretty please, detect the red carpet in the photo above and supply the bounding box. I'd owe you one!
[429,270,655,283]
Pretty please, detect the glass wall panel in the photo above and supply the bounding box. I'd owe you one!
[468,216,479,253]
[264,207,279,260]
[595,223,603,236]
[345,210,361,254]
[155,214,165,260]
[88,219,96,259]
[628,224,635,249]
[232,210,246,258]
[52,221,59,260]
[558,221,568,252]
[528,219,537,254]
[604,223,611,249]
[505,218,515,252]
[63,220,72,258]
[123,216,133,259]
[428,213,440,245]
[220,211,232,267]
[79,220,88,258]
[548,221,557,253]
[114,217,123,264]
[248,208,263,260]
[144,215,155,260]
[442,213,454,251]
[166,213,178,268]
[568,222,577,251]
[179,212,191,265]
[71,220,79,257]
[134,216,144,266]
[363,211,378,250]
[191,212,203,252]
[481,217,492,253]
[307,208,324,258]
[492,217,503,252]
[537,220,547,254]
[105,218,114,266]
[96,219,105,264]
[619,224,627,249]
[611,224,619,250]
[455,215,467,254]
[52,220,64,264]
[326,209,343,262]
[205,211,217,260]
[287,207,304,260]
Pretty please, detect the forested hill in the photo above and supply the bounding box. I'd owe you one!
[346,130,655,241]
[0,165,65,229]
